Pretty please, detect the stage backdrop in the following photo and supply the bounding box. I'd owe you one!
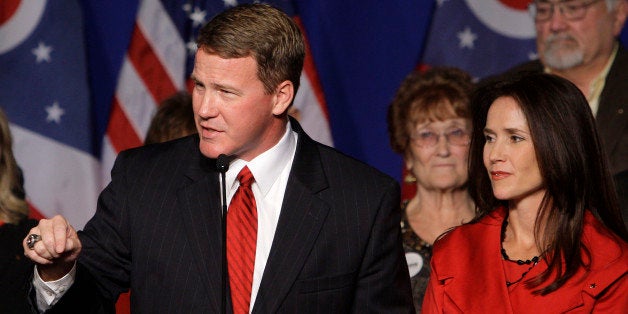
[1,0,628,229]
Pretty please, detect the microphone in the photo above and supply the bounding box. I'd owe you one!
[216,154,230,314]
[216,154,230,174]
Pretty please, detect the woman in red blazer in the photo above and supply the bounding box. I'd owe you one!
[423,73,628,313]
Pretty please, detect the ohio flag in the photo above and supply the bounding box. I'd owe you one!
[0,0,99,228]
[423,0,537,78]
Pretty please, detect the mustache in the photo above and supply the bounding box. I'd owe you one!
[544,33,576,45]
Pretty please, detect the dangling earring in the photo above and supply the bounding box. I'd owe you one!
[404,172,417,183]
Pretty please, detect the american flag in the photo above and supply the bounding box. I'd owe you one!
[1,0,332,230]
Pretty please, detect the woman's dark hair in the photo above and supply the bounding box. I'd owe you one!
[468,72,627,294]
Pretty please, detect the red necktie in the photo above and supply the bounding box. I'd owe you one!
[227,166,257,314]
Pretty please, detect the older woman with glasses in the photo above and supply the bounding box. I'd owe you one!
[387,67,475,312]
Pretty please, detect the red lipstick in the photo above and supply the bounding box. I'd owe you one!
[490,171,510,181]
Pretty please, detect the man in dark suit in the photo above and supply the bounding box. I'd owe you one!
[23,4,413,313]
[615,169,628,227]
[504,0,627,175]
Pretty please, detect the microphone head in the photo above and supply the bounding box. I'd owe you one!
[216,154,230,173]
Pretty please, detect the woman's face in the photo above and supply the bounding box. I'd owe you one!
[405,117,470,191]
[482,96,545,204]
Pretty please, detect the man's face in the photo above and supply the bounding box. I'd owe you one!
[191,50,289,161]
[534,0,626,70]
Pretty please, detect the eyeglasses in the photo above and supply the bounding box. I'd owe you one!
[410,128,470,148]
[528,0,603,22]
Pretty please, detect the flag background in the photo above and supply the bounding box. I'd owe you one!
[2,0,628,228]
[2,1,628,312]
[1,0,100,227]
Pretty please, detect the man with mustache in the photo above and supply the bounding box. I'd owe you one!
[504,0,627,176]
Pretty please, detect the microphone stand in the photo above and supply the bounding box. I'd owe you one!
[216,154,230,314]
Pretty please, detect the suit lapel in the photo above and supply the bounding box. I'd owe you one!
[252,121,330,313]
[178,150,225,311]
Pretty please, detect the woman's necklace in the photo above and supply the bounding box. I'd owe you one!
[500,215,540,287]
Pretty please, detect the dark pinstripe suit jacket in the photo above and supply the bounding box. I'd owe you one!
[503,44,628,175]
[46,120,413,313]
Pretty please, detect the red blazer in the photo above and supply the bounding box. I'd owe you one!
[423,207,628,313]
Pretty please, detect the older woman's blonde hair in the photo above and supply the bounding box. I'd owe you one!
[0,108,29,224]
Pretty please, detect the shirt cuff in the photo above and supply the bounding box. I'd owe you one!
[33,263,77,312]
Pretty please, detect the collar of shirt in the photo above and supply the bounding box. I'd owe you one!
[225,120,297,198]
[586,44,618,116]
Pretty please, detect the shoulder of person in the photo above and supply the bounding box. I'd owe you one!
[315,142,397,186]
[582,211,628,270]
[432,210,501,255]
[291,118,392,184]
[615,43,628,63]
[110,134,204,178]
[577,211,628,299]
[118,134,199,162]
[293,122,397,186]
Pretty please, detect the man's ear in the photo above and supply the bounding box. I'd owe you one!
[272,80,294,116]
[612,0,628,36]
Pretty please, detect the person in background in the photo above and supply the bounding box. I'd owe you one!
[423,72,627,313]
[387,67,475,312]
[504,0,628,175]
[614,169,628,227]
[0,108,38,313]
[144,91,197,145]
[23,3,413,313]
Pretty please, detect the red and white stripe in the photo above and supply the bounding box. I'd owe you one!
[101,0,185,185]
[294,17,333,147]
